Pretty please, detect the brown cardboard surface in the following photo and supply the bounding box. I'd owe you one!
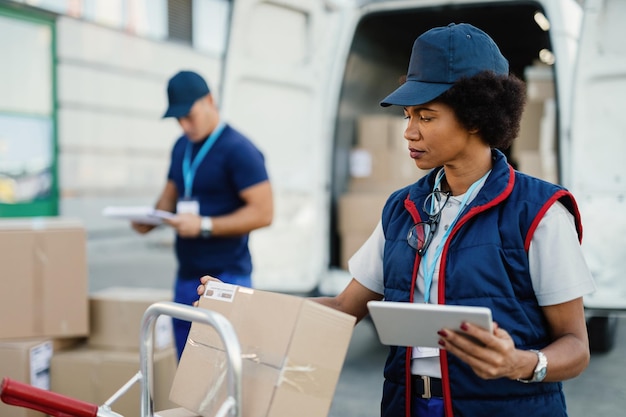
[170,283,356,417]
[0,231,37,338]
[349,145,425,187]
[50,345,178,416]
[155,408,200,417]
[347,177,412,194]
[88,287,174,351]
[0,339,54,417]
[349,147,392,182]
[356,114,407,150]
[338,192,389,234]
[351,115,426,192]
[0,218,89,340]
[339,231,371,272]
[356,114,394,150]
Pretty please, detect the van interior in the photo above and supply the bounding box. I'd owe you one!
[330,2,558,266]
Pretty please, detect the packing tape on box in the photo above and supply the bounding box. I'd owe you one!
[187,338,338,400]
[277,359,338,398]
[33,244,47,334]
[186,339,229,413]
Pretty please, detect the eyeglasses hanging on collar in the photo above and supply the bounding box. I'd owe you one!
[407,190,451,256]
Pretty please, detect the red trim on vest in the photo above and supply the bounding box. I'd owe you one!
[405,193,422,416]
[525,190,583,250]
[437,165,515,416]
[405,348,413,417]
[405,193,421,223]
[438,164,515,302]
[441,351,453,417]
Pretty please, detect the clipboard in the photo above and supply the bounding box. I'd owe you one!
[367,300,493,348]
[102,206,175,225]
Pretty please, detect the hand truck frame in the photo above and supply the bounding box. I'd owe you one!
[1,301,242,417]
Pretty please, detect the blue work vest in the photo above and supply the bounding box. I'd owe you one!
[380,150,582,417]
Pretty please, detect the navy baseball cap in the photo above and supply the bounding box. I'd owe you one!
[163,70,210,118]
[380,23,509,107]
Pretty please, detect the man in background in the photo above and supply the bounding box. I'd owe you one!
[132,70,273,359]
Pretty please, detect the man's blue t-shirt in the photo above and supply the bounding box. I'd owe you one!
[167,124,269,280]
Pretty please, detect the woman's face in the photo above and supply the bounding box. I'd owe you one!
[402,101,477,171]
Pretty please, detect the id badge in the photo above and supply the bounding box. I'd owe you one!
[177,198,200,215]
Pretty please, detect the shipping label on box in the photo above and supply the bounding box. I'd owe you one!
[170,283,356,417]
[351,115,427,192]
[0,339,54,417]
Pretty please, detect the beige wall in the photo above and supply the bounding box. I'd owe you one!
[56,16,223,231]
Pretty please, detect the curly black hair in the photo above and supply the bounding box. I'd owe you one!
[435,71,527,150]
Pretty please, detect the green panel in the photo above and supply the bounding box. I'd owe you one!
[0,200,57,218]
[0,3,58,217]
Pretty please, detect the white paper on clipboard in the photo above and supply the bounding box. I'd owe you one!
[102,206,175,225]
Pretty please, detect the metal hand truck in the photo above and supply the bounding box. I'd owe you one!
[1,301,242,417]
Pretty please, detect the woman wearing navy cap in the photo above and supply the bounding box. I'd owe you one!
[199,23,595,417]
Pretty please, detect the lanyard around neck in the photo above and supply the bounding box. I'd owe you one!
[422,169,490,303]
[182,121,225,198]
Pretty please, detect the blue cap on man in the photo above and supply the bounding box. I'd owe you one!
[380,23,509,107]
[163,70,211,118]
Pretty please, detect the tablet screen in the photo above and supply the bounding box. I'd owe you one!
[367,301,493,348]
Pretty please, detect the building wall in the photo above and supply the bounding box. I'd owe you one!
[55,15,223,233]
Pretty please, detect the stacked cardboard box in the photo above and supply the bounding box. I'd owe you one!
[168,282,355,417]
[0,218,89,340]
[0,218,89,417]
[50,287,179,416]
[0,221,179,417]
[348,115,426,192]
[512,63,557,183]
[338,115,429,269]
[87,287,175,352]
[156,408,201,417]
[0,338,90,417]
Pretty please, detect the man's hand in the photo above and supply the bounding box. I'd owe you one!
[165,213,202,237]
[192,275,224,307]
[131,222,156,234]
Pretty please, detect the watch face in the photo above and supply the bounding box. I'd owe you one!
[536,367,547,381]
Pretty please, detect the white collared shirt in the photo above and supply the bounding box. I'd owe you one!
[349,197,596,377]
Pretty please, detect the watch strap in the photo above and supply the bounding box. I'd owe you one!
[517,349,547,383]
[200,216,213,238]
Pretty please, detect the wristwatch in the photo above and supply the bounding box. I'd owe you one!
[517,349,548,383]
[200,216,213,238]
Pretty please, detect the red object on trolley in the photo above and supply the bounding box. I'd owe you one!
[1,377,98,417]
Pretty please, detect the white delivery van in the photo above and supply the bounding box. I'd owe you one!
[218,0,625,350]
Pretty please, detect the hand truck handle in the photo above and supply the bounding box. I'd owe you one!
[1,377,98,417]
[140,301,242,417]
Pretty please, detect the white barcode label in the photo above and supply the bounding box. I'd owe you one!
[30,341,53,390]
[204,282,238,302]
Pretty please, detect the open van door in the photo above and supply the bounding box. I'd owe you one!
[218,0,351,293]
[569,0,626,351]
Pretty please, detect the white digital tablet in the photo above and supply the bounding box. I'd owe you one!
[367,301,493,348]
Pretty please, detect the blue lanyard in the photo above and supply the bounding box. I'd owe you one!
[182,122,226,198]
[422,169,490,303]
